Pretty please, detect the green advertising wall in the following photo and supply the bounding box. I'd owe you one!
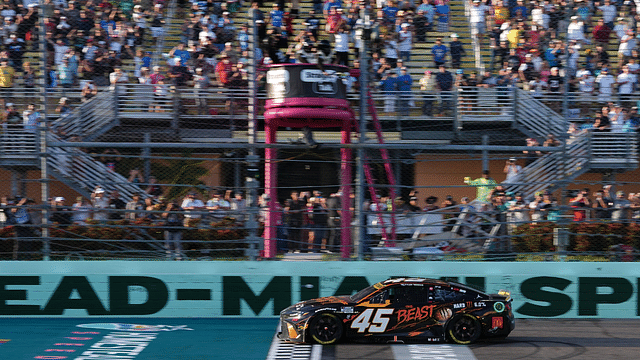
[0,261,638,318]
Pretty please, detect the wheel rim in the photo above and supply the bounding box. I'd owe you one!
[312,315,340,342]
[452,317,479,342]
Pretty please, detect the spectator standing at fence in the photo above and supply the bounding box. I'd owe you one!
[592,189,610,220]
[125,193,144,221]
[284,191,305,252]
[334,25,350,66]
[71,196,92,225]
[181,192,205,227]
[81,80,98,102]
[52,197,72,227]
[228,190,246,223]
[91,188,110,222]
[379,70,398,113]
[611,191,631,221]
[109,66,129,96]
[22,103,41,131]
[326,191,341,253]
[570,188,591,222]
[397,67,412,116]
[420,70,436,116]
[162,201,184,260]
[108,191,127,221]
[435,64,453,115]
[464,170,497,202]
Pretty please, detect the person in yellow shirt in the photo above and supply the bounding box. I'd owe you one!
[493,1,510,27]
[464,170,497,202]
[0,59,15,102]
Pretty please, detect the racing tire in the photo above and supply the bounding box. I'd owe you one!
[309,313,343,345]
[447,314,481,345]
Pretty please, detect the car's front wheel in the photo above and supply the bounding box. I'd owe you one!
[447,314,481,344]
[309,313,343,345]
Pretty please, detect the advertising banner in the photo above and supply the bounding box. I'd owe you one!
[266,64,349,100]
[0,261,638,318]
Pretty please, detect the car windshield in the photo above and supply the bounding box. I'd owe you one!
[350,283,381,302]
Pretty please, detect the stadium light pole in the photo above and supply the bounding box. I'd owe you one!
[244,8,260,260]
[39,1,52,261]
[355,4,371,261]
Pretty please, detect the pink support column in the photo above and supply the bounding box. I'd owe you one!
[340,124,352,259]
[264,123,278,258]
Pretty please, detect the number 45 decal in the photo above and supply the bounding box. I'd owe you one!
[350,308,394,333]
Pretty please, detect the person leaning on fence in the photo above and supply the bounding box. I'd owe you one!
[181,192,205,227]
[162,201,185,260]
[464,170,497,203]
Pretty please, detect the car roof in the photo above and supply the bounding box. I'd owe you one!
[377,277,486,294]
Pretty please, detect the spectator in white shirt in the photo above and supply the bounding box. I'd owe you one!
[334,25,350,66]
[596,67,615,102]
[469,0,490,43]
[567,16,586,43]
[617,64,637,96]
[618,29,636,68]
[398,23,412,62]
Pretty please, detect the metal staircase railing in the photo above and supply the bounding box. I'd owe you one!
[513,89,566,138]
[47,133,145,200]
[51,90,119,141]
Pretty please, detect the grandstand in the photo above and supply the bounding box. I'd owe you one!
[0,0,638,261]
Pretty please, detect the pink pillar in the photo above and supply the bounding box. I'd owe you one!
[264,123,278,258]
[340,124,352,259]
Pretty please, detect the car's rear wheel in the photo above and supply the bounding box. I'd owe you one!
[447,314,481,345]
[309,313,343,345]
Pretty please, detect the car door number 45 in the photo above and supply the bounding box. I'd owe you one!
[350,308,394,333]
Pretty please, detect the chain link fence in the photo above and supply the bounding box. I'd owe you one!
[1,0,640,261]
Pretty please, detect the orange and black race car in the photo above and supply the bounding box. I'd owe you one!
[278,277,514,345]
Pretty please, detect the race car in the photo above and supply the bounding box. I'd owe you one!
[278,277,514,345]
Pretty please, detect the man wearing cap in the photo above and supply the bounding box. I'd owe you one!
[503,158,522,184]
[52,197,72,227]
[92,187,110,222]
[398,23,413,62]
[470,0,490,45]
[567,16,586,43]
[449,33,466,69]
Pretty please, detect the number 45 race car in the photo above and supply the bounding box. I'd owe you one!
[278,277,514,345]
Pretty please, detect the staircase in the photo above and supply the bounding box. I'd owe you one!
[52,90,120,141]
[513,89,566,138]
[47,134,145,200]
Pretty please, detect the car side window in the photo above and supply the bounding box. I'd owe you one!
[431,287,477,303]
[368,289,389,304]
[389,285,427,304]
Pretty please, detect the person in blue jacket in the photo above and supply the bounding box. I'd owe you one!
[379,70,398,113]
[396,67,413,116]
[432,38,448,67]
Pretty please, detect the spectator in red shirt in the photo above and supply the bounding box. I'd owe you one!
[215,53,233,87]
[593,18,612,50]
